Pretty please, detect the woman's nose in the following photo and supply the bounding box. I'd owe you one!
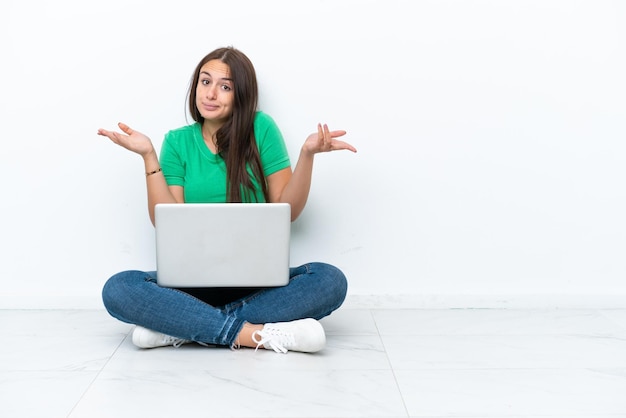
[206,85,217,99]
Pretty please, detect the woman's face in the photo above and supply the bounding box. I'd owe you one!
[195,59,234,124]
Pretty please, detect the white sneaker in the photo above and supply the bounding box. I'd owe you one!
[132,326,191,349]
[251,318,326,354]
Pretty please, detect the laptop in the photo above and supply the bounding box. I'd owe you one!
[154,203,291,288]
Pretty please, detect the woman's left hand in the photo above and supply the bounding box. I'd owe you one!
[302,123,357,155]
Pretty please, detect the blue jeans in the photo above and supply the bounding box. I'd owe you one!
[102,262,347,347]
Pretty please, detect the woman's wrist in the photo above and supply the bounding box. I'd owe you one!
[146,167,162,176]
[299,145,316,159]
[143,150,161,176]
[142,148,158,160]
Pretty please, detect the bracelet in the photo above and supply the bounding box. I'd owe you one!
[146,167,162,177]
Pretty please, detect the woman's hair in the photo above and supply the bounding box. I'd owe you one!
[187,46,268,203]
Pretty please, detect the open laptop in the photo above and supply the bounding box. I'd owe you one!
[154,203,291,288]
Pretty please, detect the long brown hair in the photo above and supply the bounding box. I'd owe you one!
[187,47,268,202]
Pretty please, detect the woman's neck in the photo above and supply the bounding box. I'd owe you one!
[202,121,223,152]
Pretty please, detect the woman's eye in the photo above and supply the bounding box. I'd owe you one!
[201,79,210,85]
[221,84,232,91]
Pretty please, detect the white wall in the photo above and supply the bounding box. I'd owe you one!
[1,0,625,309]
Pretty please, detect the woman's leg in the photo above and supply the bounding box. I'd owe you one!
[226,262,347,352]
[101,270,245,347]
[102,262,347,352]
[224,262,348,325]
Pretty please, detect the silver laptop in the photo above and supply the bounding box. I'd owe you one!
[154,203,291,288]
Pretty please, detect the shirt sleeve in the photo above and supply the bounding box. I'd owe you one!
[255,112,291,176]
[159,130,186,187]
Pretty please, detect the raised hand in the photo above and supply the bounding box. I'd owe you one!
[302,123,357,155]
[97,122,156,157]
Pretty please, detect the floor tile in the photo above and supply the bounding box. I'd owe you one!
[320,309,378,335]
[382,334,626,370]
[69,369,408,418]
[0,309,132,337]
[3,308,626,418]
[0,371,97,418]
[1,335,126,371]
[395,368,626,417]
[600,309,626,330]
[372,309,626,336]
[103,332,391,372]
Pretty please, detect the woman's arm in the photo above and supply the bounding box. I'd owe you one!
[98,122,183,226]
[268,123,356,221]
[143,149,184,225]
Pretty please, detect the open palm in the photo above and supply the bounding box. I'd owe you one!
[97,122,155,157]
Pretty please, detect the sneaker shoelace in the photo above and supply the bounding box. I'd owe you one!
[161,335,188,348]
[251,327,295,354]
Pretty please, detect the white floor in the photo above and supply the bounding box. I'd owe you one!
[2,308,626,418]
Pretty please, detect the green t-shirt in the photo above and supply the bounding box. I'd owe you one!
[160,111,291,203]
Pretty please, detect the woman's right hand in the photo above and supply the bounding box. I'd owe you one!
[97,122,155,157]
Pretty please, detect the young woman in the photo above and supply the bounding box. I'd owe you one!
[97,46,357,354]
